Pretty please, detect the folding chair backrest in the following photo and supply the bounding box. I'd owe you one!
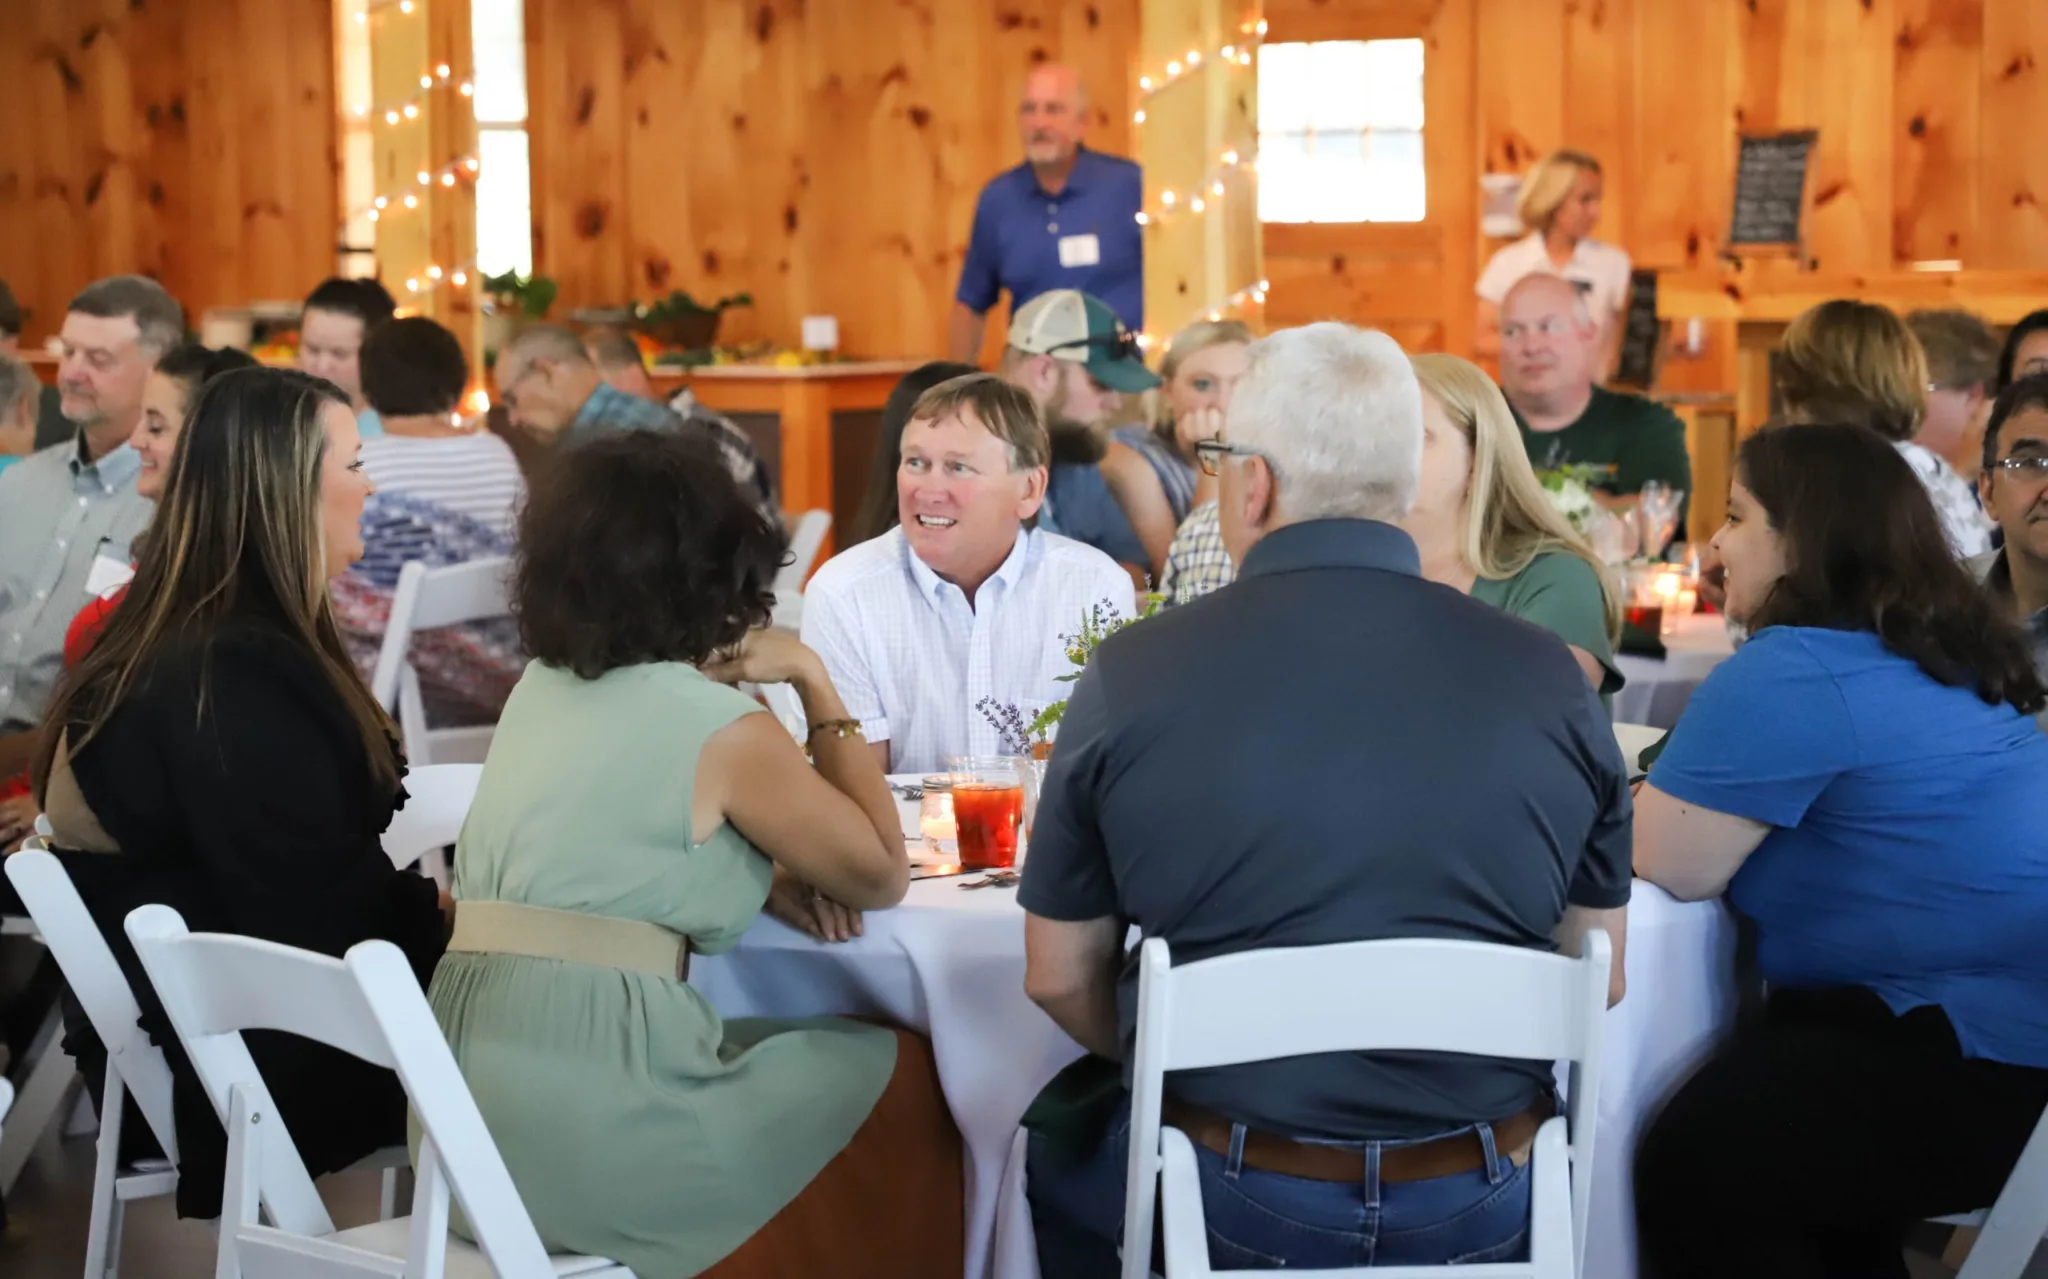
[4,850,182,1165]
[774,510,832,598]
[368,557,513,769]
[124,905,557,1276]
[1122,934,1612,1279]
[380,764,484,872]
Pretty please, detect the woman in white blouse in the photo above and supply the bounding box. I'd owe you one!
[1475,149,1631,373]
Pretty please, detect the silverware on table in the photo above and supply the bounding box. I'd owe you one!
[959,870,1019,891]
[890,782,924,800]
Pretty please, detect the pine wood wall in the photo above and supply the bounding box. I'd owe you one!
[0,0,339,345]
[523,0,1143,360]
[1263,0,2048,368]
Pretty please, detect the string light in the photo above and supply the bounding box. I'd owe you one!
[1134,148,1256,226]
[1137,31,1263,102]
[346,155,481,222]
[1142,279,1269,348]
[347,64,471,128]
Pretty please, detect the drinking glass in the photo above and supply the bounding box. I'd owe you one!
[918,775,960,856]
[1638,482,1685,559]
[945,756,1027,870]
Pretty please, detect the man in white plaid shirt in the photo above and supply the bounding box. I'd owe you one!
[802,373,1133,775]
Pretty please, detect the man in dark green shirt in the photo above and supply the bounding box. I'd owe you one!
[1500,274,1690,503]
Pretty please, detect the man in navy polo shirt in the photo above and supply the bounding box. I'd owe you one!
[947,64,1144,362]
[1019,322,1631,1275]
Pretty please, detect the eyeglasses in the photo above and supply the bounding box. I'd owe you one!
[496,362,543,411]
[1994,455,2048,478]
[1046,329,1143,365]
[1195,438,1265,477]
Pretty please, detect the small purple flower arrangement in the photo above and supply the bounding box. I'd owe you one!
[975,594,1161,757]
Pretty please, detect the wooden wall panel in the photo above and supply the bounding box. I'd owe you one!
[1634,0,1738,271]
[0,0,337,344]
[1893,0,1982,262]
[526,0,1141,359]
[1980,0,2048,270]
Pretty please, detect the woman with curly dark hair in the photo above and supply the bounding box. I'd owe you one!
[1632,423,2048,1279]
[426,430,954,1278]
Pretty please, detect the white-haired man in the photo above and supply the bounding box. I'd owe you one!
[1018,322,1631,1275]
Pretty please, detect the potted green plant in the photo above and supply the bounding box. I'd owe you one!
[635,290,753,352]
[480,271,559,360]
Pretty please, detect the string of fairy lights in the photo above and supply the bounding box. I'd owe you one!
[1130,18,1270,336]
[341,1,482,299]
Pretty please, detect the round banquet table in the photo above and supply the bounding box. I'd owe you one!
[691,800,1740,1279]
[1612,612,1739,729]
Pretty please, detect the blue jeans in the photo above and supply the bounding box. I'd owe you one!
[1027,1098,1531,1273]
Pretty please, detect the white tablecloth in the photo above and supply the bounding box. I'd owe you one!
[1613,613,1739,729]
[694,805,1740,1279]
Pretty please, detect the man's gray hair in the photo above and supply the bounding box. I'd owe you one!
[1226,323,1424,523]
[0,353,37,422]
[501,322,596,369]
[68,275,184,357]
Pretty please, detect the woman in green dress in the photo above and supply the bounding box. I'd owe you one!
[428,430,959,1278]
[1402,353,1625,696]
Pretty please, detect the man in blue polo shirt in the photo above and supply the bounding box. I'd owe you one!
[948,64,1144,362]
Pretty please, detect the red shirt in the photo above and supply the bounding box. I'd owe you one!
[1,585,128,801]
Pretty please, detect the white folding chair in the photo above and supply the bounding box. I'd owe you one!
[125,904,631,1278]
[381,764,484,875]
[1123,933,1611,1279]
[0,1076,14,1127]
[6,851,406,1277]
[1933,1101,2048,1279]
[769,510,831,632]
[369,557,514,770]
[7,850,180,1277]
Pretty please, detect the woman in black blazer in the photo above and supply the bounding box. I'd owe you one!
[30,366,448,1217]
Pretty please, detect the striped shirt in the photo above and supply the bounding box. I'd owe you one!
[358,432,525,536]
[1112,424,1199,523]
[801,524,1136,775]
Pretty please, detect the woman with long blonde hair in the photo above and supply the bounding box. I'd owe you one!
[1103,317,1253,581]
[31,366,449,1220]
[1475,149,1631,371]
[1404,353,1623,692]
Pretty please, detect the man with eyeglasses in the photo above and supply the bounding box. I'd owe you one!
[1972,375,2048,731]
[1021,323,1629,1275]
[997,290,1160,585]
[492,323,773,520]
[1499,274,1689,511]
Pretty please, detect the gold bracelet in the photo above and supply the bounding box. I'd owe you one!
[806,718,864,742]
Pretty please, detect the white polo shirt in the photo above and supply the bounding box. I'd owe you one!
[1476,232,1634,323]
[800,525,1136,776]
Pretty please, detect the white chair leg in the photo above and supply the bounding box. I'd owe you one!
[103,1198,128,1279]
[380,1164,400,1221]
[84,1063,127,1279]
[0,1005,75,1193]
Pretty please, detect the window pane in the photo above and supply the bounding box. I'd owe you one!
[476,129,532,276]
[472,0,527,124]
[1257,39,1425,224]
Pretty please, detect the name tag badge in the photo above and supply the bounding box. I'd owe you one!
[84,546,135,599]
[1058,233,1102,268]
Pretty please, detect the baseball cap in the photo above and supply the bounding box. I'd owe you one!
[1008,290,1161,394]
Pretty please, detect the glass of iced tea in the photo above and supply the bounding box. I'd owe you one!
[946,757,1026,870]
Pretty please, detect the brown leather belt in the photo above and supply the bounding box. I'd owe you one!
[1160,1095,1551,1184]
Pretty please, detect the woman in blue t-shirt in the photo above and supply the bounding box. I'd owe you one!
[1633,422,2048,1279]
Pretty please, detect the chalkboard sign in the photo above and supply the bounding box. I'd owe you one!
[1729,131,1817,249]
[1613,270,1661,390]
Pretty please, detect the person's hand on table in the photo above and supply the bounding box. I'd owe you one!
[766,868,864,943]
[703,629,825,690]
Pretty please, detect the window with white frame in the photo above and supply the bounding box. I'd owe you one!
[472,0,532,277]
[1257,39,1425,224]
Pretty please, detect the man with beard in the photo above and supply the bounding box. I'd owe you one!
[998,289,1160,585]
[949,64,1144,363]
